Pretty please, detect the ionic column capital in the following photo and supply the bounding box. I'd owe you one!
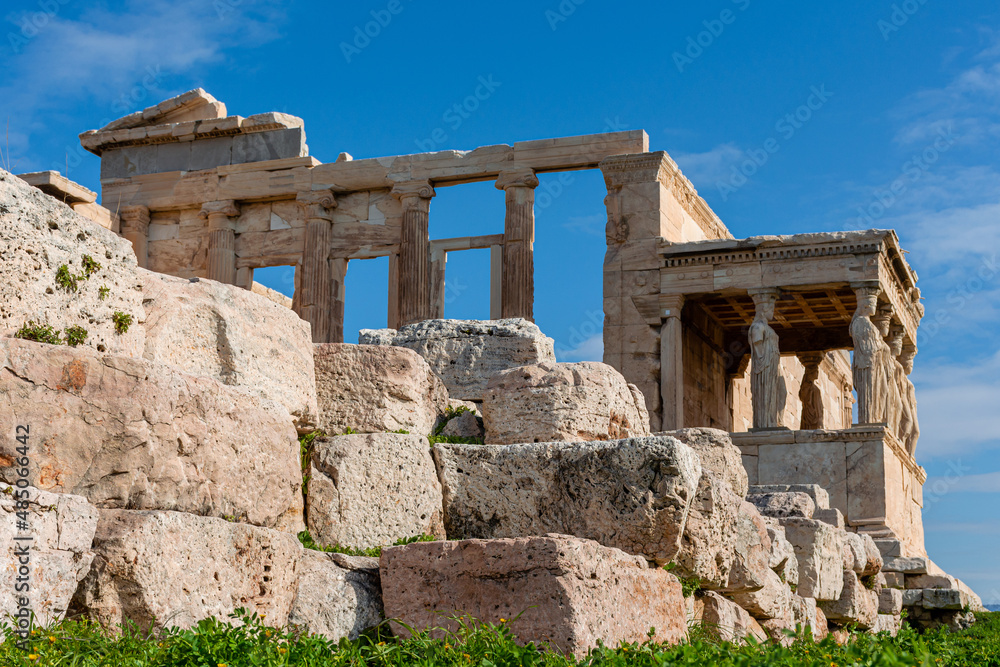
[119,205,150,233]
[391,180,436,204]
[495,169,539,191]
[296,189,338,221]
[199,200,240,231]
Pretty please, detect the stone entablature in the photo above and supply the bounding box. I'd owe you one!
[16,170,118,230]
[87,89,649,342]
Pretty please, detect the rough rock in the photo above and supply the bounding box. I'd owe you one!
[700,591,767,643]
[140,270,318,431]
[307,433,445,549]
[859,533,884,576]
[314,344,447,436]
[0,338,303,531]
[71,510,302,632]
[433,436,702,565]
[762,519,799,587]
[749,484,830,510]
[379,535,687,656]
[483,362,650,444]
[440,409,484,439]
[360,318,555,401]
[813,508,845,529]
[818,570,879,630]
[843,532,882,576]
[659,428,748,498]
[921,589,971,610]
[674,472,742,589]
[883,572,904,589]
[878,588,903,615]
[288,551,383,641]
[814,606,830,641]
[747,491,815,519]
[881,556,928,574]
[791,595,825,639]
[778,518,846,601]
[723,502,776,594]
[0,484,98,625]
[0,169,145,357]
[872,613,902,636]
[729,568,793,620]
[906,573,959,590]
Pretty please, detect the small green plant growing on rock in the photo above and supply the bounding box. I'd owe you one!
[81,254,101,277]
[98,285,110,300]
[297,530,436,558]
[663,562,702,597]
[64,325,88,347]
[112,311,132,334]
[14,320,62,345]
[55,264,82,292]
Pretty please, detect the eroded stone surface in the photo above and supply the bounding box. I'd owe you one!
[779,518,846,601]
[0,485,98,625]
[433,437,701,565]
[141,270,318,431]
[747,491,815,519]
[288,551,383,641]
[314,344,448,436]
[0,339,303,531]
[819,569,879,630]
[660,428,748,498]
[379,535,687,656]
[71,510,302,632]
[0,169,144,357]
[700,591,767,643]
[360,319,555,401]
[307,434,445,549]
[483,362,650,444]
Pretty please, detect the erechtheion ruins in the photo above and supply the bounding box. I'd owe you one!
[3,88,981,649]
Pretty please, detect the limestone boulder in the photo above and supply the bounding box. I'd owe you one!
[729,568,793,621]
[673,472,740,588]
[818,570,879,630]
[440,409,484,440]
[724,502,776,594]
[70,510,302,632]
[762,519,799,587]
[433,436,702,565]
[307,434,445,549]
[0,485,98,626]
[872,613,902,636]
[778,518,846,601]
[140,270,318,431]
[314,344,447,436]
[483,362,650,444]
[859,533,884,576]
[288,551,383,641]
[882,556,928,574]
[747,492,815,519]
[0,169,144,357]
[878,587,903,615]
[0,339,303,531]
[699,591,767,643]
[379,535,687,656]
[659,428,748,498]
[360,318,555,401]
[843,532,883,576]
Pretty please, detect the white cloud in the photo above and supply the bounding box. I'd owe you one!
[556,333,603,362]
[0,0,289,165]
[672,143,744,188]
[561,214,605,237]
[925,472,1000,494]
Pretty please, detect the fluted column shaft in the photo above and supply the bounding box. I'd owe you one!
[496,170,539,321]
[120,206,150,269]
[201,200,240,285]
[392,181,435,326]
[296,190,338,342]
[659,295,685,431]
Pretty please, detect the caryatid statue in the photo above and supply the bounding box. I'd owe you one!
[748,289,787,429]
[798,352,826,430]
[900,346,920,457]
[850,285,890,425]
[887,326,908,439]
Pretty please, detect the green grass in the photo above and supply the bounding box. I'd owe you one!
[13,320,62,345]
[1,611,998,666]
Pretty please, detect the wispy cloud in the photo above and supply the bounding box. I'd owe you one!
[924,473,1000,494]
[556,333,603,363]
[0,0,290,165]
[671,142,744,188]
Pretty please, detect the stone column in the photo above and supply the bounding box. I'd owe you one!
[331,257,348,344]
[200,200,240,285]
[430,245,447,319]
[659,295,685,431]
[798,352,825,430]
[120,205,150,268]
[748,288,786,429]
[296,190,338,343]
[392,181,435,326]
[850,282,886,425]
[496,170,539,321]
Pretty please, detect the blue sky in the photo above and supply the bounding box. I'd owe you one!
[3,0,999,602]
